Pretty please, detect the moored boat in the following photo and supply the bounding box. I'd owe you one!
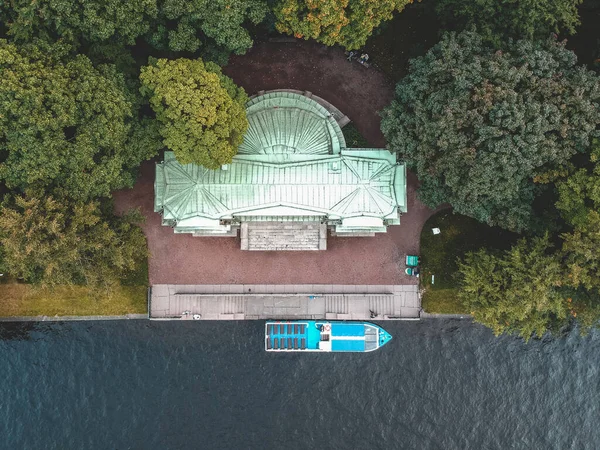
[265,321,392,352]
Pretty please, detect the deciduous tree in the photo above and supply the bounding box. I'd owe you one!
[274,0,412,49]
[0,40,161,200]
[0,0,156,45]
[0,0,268,57]
[556,140,600,291]
[381,31,600,231]
[458,235,569,341]
[140,58,248,168]
[435,0,582,45]
[0,194,147,287]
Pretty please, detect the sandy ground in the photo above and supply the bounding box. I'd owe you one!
[113,40,436,285]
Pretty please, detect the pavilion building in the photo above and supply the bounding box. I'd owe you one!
[154,91,407,251]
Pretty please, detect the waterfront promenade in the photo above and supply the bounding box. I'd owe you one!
[150,284,420,320]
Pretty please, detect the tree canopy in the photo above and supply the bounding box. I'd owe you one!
[0,193,148,287]
[274,0,412,50]
[0,0,268,58]
[556,140,600,292]
[435,0,582,45]
[458,235,569,340]
[0,40,161,201]
[140,58,248,168]
[381,31,600,231]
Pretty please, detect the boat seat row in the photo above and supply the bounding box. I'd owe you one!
[268,324,306,335]
[267,337,307,350]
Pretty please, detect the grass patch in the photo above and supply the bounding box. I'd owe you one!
[0,283,147,317]
[342,123,369,147]
[420,210,519,314]
[0,248,149,317]
[421,288,463,315]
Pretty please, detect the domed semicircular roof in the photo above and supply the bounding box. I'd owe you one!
[237,92,346,155]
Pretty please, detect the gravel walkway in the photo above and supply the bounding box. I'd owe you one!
[113,40,436,285]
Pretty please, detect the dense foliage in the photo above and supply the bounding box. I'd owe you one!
[458,235,569,340]
[455,141,600,338]
[274,0,412,49]
[0,40,161,201]
[0,194,148,287]
[0,0,597,331]
[140,58,248,168]
[381,31,600,232]
[435,0,582,45]
[0,0,268,59]
[556,140,600,292]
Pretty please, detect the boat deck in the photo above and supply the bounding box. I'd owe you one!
[265,321,392,352]
[266,323,310,350]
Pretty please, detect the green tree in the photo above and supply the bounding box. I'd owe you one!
[0,193,147,287]
[562,213,600,291]
[458,235,569,341]
[0,0,268,57]
[556,140,600,291]
[140,58,249,168]
[435,0,582,45]
[274,0,412,49]
[0,40,161,200]
[381,31,600,231]
[0,0,156,45]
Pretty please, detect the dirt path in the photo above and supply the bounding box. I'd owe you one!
[114,40,436,285]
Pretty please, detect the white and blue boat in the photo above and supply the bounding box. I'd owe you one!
[265,321,392,352]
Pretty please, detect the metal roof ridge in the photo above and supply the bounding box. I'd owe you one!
[232,154,340,167]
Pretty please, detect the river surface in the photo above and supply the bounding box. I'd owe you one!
[0,319,598,450]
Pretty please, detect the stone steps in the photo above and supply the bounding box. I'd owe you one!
[241,222,327,251]
[221,296,245,314]
[326,295,348,314]
[369,295,394,317]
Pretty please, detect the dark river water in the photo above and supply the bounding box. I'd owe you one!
[0,319,598,450]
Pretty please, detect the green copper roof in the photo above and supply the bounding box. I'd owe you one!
[238,92,345,155]
[154,92,406,233]
[155,150,405,222]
